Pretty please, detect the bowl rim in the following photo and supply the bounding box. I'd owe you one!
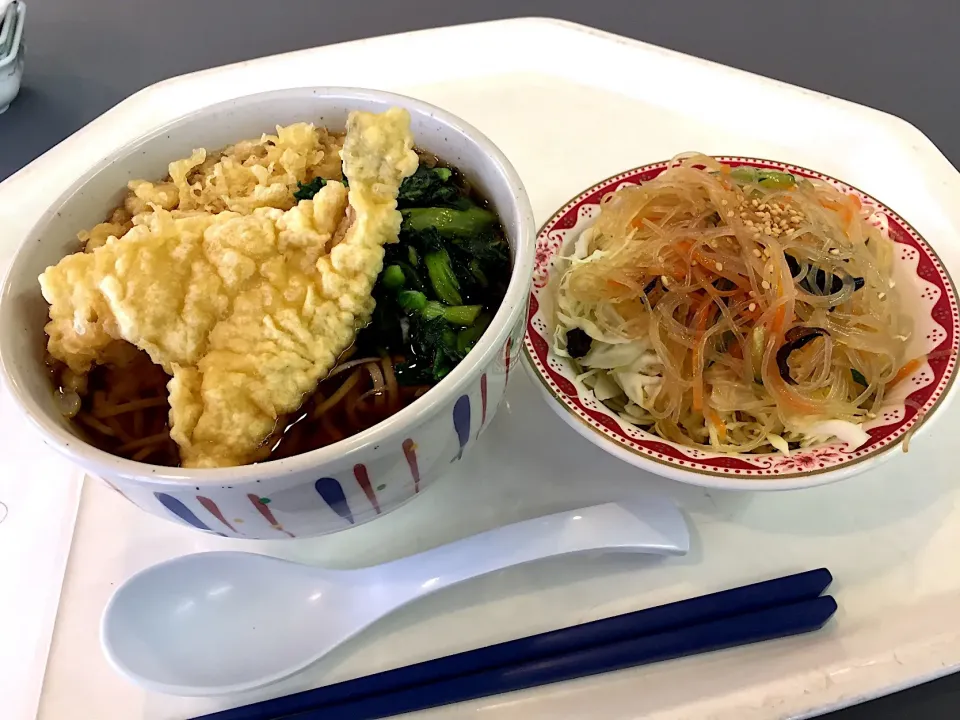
[523,156,960,490]
[0,86,536,484]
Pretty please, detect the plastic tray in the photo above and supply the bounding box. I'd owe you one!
[5,18,959,720]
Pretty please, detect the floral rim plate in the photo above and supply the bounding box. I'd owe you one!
[523,158,960,489]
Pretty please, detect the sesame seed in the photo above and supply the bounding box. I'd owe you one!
[765,263,774,274]
[715,262,724,271]
[771,207,782,216]
[761,280,771,290]
[829,248,840,255]
[752,199,759,207]
[763,248,771,258]
[661,275,670,285]
[791,215,802,223]
[721,199,728,206]
[889,280,896,288]
[727,211,734,217]
[771,227,782,236]
[752,248,762,258]
[749,290,757,297]
[878,292,886,300]
[745,219,754,227]
[748,302,757,311]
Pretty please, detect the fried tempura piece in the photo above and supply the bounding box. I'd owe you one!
[39,108,418,467]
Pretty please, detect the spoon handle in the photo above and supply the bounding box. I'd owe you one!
[379,498,688,596]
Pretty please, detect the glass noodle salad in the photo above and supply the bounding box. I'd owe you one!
[553,153,917,454]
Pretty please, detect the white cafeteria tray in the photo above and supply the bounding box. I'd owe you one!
[7,17,960,720]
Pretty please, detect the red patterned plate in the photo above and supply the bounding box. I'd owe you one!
[524,158,960,489]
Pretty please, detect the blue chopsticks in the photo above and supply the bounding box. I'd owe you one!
[194,568,835,720]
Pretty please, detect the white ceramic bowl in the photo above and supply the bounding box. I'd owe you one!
[525,159,960,490]
[0,88,535,538]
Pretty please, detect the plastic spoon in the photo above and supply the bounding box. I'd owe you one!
[101,498,688,697]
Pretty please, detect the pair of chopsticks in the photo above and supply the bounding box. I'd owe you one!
[195,568,836,720]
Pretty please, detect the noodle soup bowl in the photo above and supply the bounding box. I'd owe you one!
[0,88,535,538]
[525,159,960,490]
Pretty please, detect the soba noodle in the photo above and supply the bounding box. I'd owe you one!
[49,344,426,465]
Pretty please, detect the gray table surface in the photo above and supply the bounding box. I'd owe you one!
[4,0,960,717]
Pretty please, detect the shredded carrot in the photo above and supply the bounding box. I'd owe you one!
[888,357,924,388]
[768,263,790,335]
[705,407,727,443]
[772,304,787,334]
[821,197,854,227]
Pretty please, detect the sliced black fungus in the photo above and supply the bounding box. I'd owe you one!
[643,277,659,295]
[785,254,803,279]
[713,277,738,292]
[566,328,592,359]
[776,326,828,385]
[801,264,844,295]
[784,253,864,298]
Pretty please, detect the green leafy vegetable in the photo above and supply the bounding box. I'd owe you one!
[396,316,460,384]
[730,167,797,189]
[851,368,868,386]
[354,160,509,384]
[424,247,463,305]
[293,177,327,201]
[382,265,405,292]
[468,259,488,288]
[397,166,459,208]
[422,301,483,326]
[457,313,492,355]
[402,206,497,238]
[398,290,428,313]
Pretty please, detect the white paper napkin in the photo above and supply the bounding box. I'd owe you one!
[0,388,83,720]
